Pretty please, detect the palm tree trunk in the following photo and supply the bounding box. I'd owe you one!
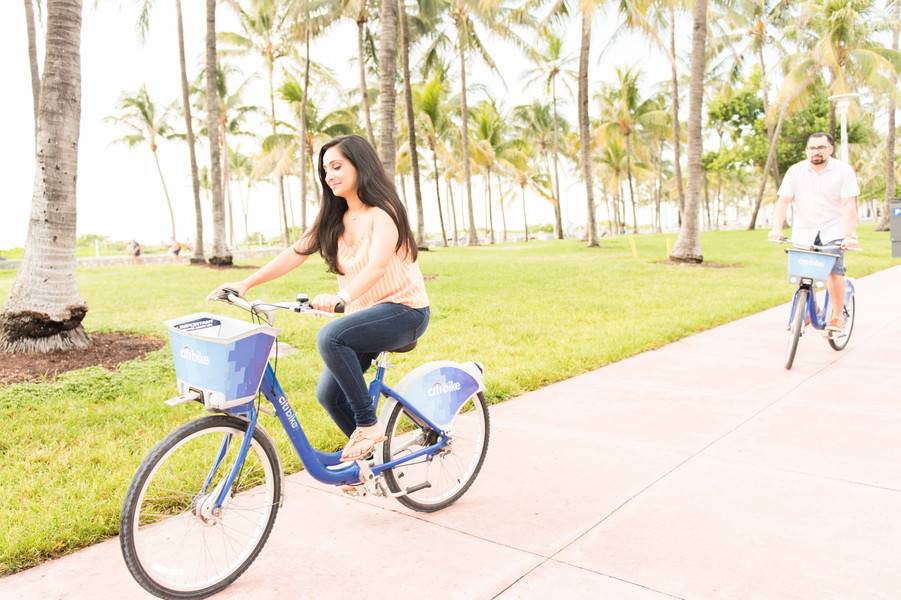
[377,0,398,178]
[24,0,40,129]
[457,24,477,245]
[749,103,787,230]
[487,169,495,243]
[552,77,563,239]
[1,0,89,352]
[268,60,288,246]
[876,0,899,231]
[703,171,711,230]
[206,0,230,265]
[625,135,638,233]
[655,138,663,233]
[151,148,176,240]
[430,144,447,247]
[398,0,426,245]
[499,183,508,242]
[356,15,376,146]
[669,5,685,220]
[521,184,529,242]
[578,10,598,247]
[300,27,311,232]
[670,0,707,263]
[176,0,205,263]
[447,178,458,245]
[756,43,781,188]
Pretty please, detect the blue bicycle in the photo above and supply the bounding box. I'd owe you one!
[779,239,856,369]
[119,292,490,598]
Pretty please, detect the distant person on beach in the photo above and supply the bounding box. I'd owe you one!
[127,240,142,264]
[169,238,182,261]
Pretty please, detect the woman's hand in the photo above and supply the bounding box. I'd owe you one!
[311,293,343,313]
[207,281,250,301]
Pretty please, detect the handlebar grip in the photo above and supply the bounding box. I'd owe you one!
[334,301,345,314]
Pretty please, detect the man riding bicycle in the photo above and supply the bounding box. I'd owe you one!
[768,132,860,331]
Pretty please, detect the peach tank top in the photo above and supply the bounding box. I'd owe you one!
[337,227,429,313]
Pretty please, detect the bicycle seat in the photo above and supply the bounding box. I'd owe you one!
[388,341,417,353]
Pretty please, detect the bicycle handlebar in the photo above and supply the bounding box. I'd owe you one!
[214,288,345,323]
[769,237,861,252]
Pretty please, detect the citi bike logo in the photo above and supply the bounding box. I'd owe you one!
[427,380,462,397]
[180,346,210,365]
[797,257,825,268]
[278,396,299,429]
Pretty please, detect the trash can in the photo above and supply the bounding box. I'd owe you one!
[892,200,901,258]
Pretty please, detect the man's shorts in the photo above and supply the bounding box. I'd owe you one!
[814,234,845,276]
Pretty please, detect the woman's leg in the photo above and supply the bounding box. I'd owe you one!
[316,303,429,430]
[315,351,377,437]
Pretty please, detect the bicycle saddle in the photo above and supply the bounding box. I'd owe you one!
[389,341,417,353]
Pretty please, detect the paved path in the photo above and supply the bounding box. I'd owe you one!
[4,266,901,599]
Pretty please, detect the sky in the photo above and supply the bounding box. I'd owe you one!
[0,2,674,251]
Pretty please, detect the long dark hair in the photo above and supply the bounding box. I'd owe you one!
[297,135,418,274]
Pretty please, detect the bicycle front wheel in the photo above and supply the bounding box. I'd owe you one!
[785,289,807,370]
[382,392,489,513]
[120,415,281,599]
[828,293,856,351]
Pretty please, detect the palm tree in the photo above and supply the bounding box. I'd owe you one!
[205,0,230,265]
[523,26,576,239]
[340,0,378,145]
[578,4,599,246]
[446,0,532,245]
[376,0,399,177]
[470,99,514,243]
[877,0,899,232]
[1,0,88,353]
[398,0,426,245]
[220,0,296,246]
[136,0,206,262]
[599,67,669,233]
[106,85,178,241]
[413,70,453,245]
[24,0,41,129]
[669,0,707,263]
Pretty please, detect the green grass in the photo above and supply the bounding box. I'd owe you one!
[0,227,897,574]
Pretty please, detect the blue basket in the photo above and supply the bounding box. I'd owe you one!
[786,249,837,286]
[165,313,279,410]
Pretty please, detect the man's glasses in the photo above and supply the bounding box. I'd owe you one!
[806,145,830,152]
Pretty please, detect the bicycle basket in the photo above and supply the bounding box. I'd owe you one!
[786,249,837,287]
[165,313,279,410]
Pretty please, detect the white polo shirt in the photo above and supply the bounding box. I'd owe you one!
[776,157,859,245]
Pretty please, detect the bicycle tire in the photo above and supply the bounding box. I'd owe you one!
[785,288,807,370]
[828,293,855,351]
[120,415,281,599]
[382,392,489,513]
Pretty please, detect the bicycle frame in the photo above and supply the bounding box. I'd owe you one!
[209,355,450,507]
[787,279,855,331]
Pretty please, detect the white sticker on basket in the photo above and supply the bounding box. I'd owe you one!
[174,317,221,332]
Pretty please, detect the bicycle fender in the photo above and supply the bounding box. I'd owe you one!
[378,361,486,430]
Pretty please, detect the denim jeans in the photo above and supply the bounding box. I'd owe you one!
[316,303,430,436]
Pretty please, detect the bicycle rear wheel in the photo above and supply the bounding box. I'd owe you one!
[785,289,807,370]
[382,392,489,512]
[828,293,856,351]
[120,415,281,599]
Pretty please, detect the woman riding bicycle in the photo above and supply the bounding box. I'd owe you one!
[211,135,429,462]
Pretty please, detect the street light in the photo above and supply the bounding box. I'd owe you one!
[827,93,860,163]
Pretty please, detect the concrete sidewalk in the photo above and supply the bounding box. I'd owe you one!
[4,266,901,599]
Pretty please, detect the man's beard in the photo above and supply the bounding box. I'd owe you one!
[810,155,826,164]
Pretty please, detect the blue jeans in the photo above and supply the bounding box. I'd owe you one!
[316,303,430,436]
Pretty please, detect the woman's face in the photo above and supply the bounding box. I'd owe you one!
[323,145,359,199]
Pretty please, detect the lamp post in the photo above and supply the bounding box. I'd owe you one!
[828,93,859,163]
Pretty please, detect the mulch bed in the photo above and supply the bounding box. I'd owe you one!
[0,333,165,386]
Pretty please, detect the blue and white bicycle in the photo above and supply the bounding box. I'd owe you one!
[778,239,857,369]
[119,291,490,599]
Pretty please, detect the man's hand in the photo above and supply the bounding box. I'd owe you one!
[842,237,860,250]
[767,230,784,242]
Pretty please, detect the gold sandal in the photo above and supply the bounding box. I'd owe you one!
[340,427,386,462]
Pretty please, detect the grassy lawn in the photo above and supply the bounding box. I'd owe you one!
[0,227,897,574]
